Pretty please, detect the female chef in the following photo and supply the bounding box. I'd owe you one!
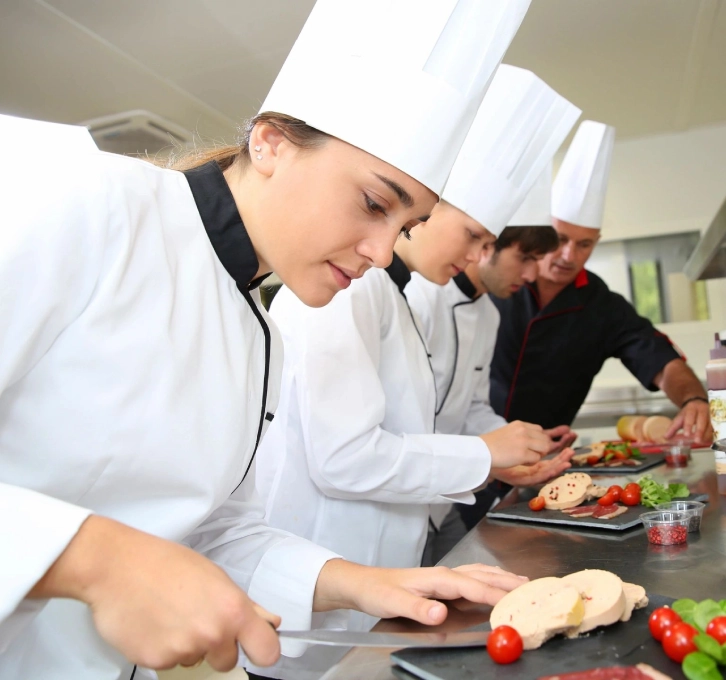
[250,66,572,680]
[0,1,534,678]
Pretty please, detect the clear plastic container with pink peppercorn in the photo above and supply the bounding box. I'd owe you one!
[640,510,690,545]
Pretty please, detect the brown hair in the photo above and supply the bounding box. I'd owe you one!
[494,225,559,256]
[166,112,330,172]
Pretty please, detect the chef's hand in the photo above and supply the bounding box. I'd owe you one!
[312,559,527,623]
[666,400,713,443]
[543,424,578,453]
[491,448,574,487]
[28,515,281,671]
[481,421,550,468]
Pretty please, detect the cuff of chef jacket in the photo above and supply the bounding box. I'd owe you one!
[0,484,92,651]
[426,434,491,505]
[245,537,341,658]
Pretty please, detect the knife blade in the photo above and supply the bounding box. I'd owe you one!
[277,629,490,648]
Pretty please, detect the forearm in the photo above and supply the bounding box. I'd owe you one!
[652,358,706,407]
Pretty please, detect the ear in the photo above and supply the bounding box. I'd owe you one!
[248,123,290,178]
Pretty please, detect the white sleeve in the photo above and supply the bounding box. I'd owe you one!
[0,158,105,646]
[277,278,490,506]
[184,460,340,657]
[462,301,507,436]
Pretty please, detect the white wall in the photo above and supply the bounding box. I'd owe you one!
[577,123,726,387]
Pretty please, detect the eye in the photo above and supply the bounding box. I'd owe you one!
[364,193,388,217]
[467,229,482,241]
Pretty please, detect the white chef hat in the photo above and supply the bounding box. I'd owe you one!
[551,120,616,229]
[0,113,97,155]
[507,161,553,227]
[442,65,581,236]
[261,0,532,195]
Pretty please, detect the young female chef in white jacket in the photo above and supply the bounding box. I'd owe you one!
[250,66,576,680]
[0,1,535,678]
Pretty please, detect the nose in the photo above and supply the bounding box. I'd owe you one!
[522,260,538,282]
[466,242,483,264]
[356,228,398,269]
[560,240,574,262]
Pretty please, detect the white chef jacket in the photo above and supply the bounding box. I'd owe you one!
[0,151,338,680]
[405,272,507,529]
[254,255,491,678]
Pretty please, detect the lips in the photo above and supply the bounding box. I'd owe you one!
[328,262,363,290]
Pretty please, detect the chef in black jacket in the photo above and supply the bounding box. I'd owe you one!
[491,120,712,443]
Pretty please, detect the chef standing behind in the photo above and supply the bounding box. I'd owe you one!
[491,120,712,441]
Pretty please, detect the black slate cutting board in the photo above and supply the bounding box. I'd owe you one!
[568,453,666,475]
[486,493,708,532]
[391,595,686,680]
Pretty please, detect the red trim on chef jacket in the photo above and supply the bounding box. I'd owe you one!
[654,330,687,361]
[574,269,589,288]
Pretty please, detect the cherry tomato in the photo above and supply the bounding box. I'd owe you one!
[587,455,601,466]
[648,606,681,641]
[487,625,523,664]
[597,492,617,506]
[705,615,726,644]
[661,621,698,663]
[624,482,640,494]
[613,450,628,460]
[528,496,546,512]
[606,485,623,502]
[621,485,641,506]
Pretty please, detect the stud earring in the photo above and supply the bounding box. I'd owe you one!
[254,146,262,152]
[256,154,263,160]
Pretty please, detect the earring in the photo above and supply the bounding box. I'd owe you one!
[254,146,262,152]
[256,154,263,160]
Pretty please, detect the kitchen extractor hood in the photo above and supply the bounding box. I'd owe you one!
[684,195,726,281]
[82,110,192,157]
[683,195,726,281]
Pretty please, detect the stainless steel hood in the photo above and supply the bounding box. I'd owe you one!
[684,196,726,280]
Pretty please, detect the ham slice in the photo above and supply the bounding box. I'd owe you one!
[538,665,672,680]
[592,504,628,520]
[562,570,627,636]
[561,505,598,517]
[490,577,584,650]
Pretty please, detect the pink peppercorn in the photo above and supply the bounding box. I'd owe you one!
[647,525,688,545]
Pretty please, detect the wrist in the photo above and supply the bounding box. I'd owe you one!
[680,395,708,408]
[28,515,119,604]
[313,559,372,613]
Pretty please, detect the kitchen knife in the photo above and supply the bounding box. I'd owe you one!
[277,629,490,648]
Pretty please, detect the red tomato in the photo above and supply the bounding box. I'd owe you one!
[613,450,628,460]
[621,486,641,506]
[606,485,624,502]
[624,482,640,494]
[487,625,523,664]
[597,492,618,506]
[528,496,546,512]
[662,622,698,663]
[587,455,601,466]
[706,615,726,644]
[648,606,681,641]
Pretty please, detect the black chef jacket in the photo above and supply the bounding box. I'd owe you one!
[490,268,683,429]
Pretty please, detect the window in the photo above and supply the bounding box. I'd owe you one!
[587,232,710,324]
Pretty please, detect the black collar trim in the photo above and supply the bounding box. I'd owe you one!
[385,252,412,296]
[183,161,269,291]
[453,272,478,300]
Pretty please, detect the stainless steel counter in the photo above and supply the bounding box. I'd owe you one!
[323,450,726,680]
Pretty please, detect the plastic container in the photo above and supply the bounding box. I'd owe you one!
[655,501,705,532]
[664,445,690,468]
[707,333,726,443]
[641,510,690,545]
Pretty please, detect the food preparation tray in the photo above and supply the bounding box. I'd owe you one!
[391,594,685,680]
[485,493,707,531]
[567,453,666,475]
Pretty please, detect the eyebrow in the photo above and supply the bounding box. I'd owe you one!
[373,173,414,208]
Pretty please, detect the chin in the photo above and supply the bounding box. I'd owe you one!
[295,287,336,308]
